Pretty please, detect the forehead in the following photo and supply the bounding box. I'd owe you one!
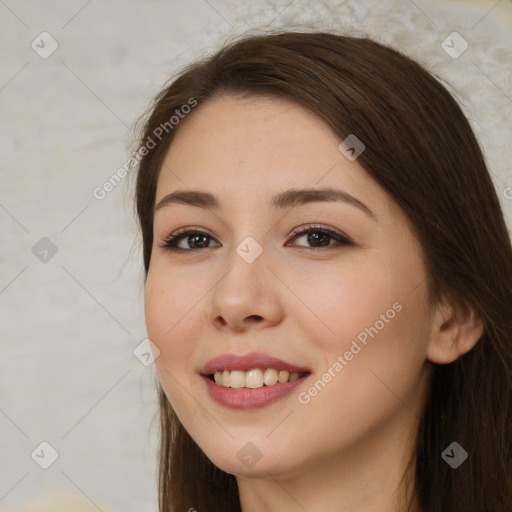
[155,94,389,217]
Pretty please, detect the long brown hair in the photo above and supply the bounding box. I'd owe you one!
[133,30,512,511]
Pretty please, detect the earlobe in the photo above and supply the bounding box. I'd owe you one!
[426,293,484,365]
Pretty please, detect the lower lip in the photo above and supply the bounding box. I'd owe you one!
[201,374,309,409]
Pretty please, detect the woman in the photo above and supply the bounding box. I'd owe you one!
[133,31,512,511]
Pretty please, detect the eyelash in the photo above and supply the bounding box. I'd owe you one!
[159,224,353,254]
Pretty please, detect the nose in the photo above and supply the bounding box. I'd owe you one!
[207,246,285,333]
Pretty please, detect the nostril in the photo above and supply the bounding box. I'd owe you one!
[246,315,263,323]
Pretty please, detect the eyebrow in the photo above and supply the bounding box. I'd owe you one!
[154,187,376,220]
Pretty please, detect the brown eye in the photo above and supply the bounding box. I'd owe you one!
[160,224,352,254]
[288,225,352,250]
[161,229,219,253]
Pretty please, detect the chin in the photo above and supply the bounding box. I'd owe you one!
[193,434,304,480]
[211,452,293,479]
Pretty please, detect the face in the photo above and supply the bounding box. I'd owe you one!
[145,94,434,479]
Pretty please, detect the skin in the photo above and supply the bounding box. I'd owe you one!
[144,94,483,511]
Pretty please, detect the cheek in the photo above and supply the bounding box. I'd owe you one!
[290,257,407,355]
[312,242,427,357]
[144,267,198,378]
[299,279,430,430]
[145,272,202,420]
[295,254,429,406]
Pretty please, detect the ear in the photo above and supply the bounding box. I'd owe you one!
[426,292,484,364]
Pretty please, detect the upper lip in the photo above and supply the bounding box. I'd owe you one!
[200,352,311,375]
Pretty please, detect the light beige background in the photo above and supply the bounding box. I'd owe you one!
[1,1,511,511]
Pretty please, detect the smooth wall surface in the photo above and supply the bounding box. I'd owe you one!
[1,1,511,511]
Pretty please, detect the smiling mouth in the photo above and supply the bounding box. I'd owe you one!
[208,368,310,389]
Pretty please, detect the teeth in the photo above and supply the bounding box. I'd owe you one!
[278,370,289,383]
[230,370,245,389]
[212,368,302,388]
[263,368,278,386]
[245,369,263,388]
